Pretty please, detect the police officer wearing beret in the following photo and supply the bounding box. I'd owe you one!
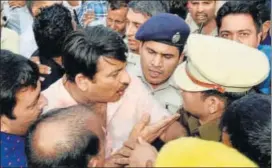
[126,13,190,114]
[174,34,270,141]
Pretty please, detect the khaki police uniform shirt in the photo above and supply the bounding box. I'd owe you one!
[178,108,221,142]
[126,51,140,69]
[126,53,182,114]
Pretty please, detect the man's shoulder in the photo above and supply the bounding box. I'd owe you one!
[155,76,182,98]
[122,74,149,100]
[0,132,27,167]
[185,14,199,33]
[158,88,182,114]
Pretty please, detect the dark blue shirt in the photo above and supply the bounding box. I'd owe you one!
[0,132,27,168]
[260,31,271,46]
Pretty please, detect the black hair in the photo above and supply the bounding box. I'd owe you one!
[62,25,127,82]
[169,0,188,19]
[216,1,262,33]
[250,0,271,23]
[220,93,271,168]
[201,89,249,110]
[25,105,100,168]
[0,50,39,119]
[108,0,129,10]
[33,4,74,59]
[128,0,169,17]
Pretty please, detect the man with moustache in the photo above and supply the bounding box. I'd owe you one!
[127,13,190,114]
[0,50,48,168]
[42,26,186,163]
[106,0,129,38]
[216,1,271,94]
[186,0,218,36]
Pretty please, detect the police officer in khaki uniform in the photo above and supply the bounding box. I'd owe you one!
[126,13,190,114]
[174,34,270,141]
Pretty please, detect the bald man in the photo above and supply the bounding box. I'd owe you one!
[25,105,106,168]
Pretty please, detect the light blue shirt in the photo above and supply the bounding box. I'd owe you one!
[2,2,33,35]
[257,45,271,94]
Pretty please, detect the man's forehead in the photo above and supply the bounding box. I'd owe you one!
[17,82,40,94]
[221,14,257,30]
[100,56,123,65]
[144,41,179,54]
[108,8,127,18]
[109,6,128,12]
[16,83,40,105]
[33,1,61,8]
[127,8,149,23]
[97,57,126,71]
[190,0,216,3]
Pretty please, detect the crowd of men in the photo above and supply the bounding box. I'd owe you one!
[0,0,271,167]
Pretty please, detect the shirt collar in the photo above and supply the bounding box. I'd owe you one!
[190,20,218,36]
[60,78,78,106]
[135,64,179,92]
[188,116,221,141]
[192,27,218,36]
